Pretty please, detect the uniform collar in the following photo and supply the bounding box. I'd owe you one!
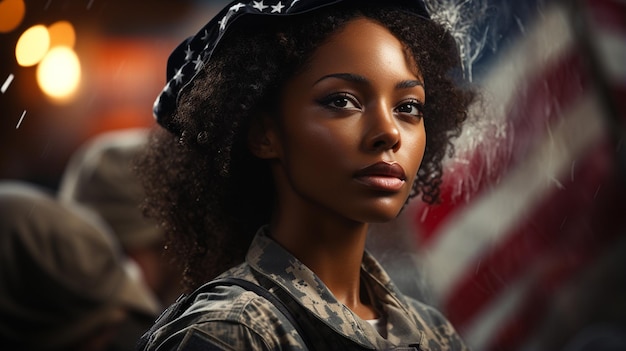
[245,226,424,348]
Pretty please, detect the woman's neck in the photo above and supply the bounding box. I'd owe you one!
[269,203,378,320]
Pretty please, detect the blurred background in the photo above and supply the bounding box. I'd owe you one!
[0,0,227,189]
[1,0,625,350]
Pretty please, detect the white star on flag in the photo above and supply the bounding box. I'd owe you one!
[271,1,285,13]
[230,3,245,12]
[252,1,268,11]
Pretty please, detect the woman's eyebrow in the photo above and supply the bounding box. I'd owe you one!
[313,73,368,86]
[396,79,424,89]
[313,73,423,89]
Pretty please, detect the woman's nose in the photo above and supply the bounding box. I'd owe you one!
[363,105,401,153]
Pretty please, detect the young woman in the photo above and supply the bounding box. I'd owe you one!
[137,0,475,350]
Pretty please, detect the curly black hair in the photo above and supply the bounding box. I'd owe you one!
[137,3,476,291]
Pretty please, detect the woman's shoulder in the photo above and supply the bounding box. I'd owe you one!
[401,295,449,326]
[401,296,469,351]
[140,264,308,351]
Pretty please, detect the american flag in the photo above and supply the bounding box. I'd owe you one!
[410,0,626,349]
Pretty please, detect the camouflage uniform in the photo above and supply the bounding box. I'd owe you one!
[141,227,468,350]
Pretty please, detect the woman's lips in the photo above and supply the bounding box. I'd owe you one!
[354,162,407,192]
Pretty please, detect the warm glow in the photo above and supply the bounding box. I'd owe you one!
[0,0,26,33]
[48,21,76,48]
[37,46,81,102]
[16,25,50,67]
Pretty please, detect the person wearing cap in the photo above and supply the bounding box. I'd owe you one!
[0,181,160,351]
[58,129,184,307]
[137,0,476,350]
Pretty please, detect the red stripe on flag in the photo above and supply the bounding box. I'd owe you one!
[586,0,626,33]
[445,140,625,332]
[484,144,626,351]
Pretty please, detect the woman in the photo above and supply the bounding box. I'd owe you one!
[137,0,475,350]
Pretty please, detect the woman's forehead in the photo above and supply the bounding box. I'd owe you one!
[301,18,422,84]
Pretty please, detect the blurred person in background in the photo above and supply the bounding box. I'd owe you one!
[0,181,159,351]
[58,129,184,307]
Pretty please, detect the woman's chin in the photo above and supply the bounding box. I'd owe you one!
[356,207,403,224]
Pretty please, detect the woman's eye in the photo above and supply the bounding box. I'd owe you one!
[319,93,361,111]
[396,100,424,118]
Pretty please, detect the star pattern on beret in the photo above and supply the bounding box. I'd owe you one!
[230,2,246,12]
[271,1,285,13]
[252,0,268,11]
[184,46,194,61]
[156,0,308,122]
[220,10,236,30]
[172,67,185,85]
[200,29,210,42]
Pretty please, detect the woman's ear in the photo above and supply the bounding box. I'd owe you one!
[248,114,281,159]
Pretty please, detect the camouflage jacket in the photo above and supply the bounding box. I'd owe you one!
[140,228,468,351]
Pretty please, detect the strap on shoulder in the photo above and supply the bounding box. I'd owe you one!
[217,278,317,350]
[136,277,316,351]
[136,279,231,351]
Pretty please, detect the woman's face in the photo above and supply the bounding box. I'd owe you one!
[265,17,427,223]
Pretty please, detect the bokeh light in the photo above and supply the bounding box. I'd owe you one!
[48,21,76,49]
[0,0,26,33]
[36,46,81,101]
[15,24,50,67]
